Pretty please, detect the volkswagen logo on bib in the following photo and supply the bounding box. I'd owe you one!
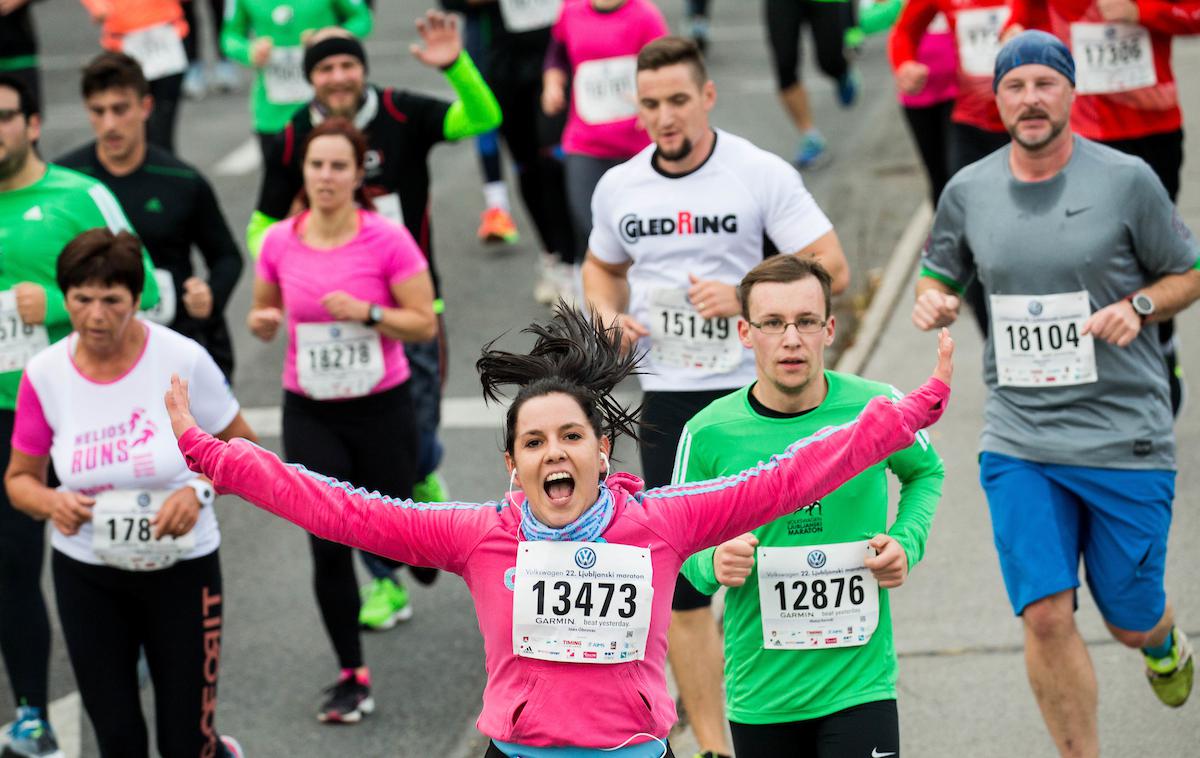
[137,492,152,508]
[1027,300,1044,316]
[574,547,597,570]
[806,549,827,569]
[330,325,341,338]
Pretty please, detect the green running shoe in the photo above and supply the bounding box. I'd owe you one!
[412,472,448,503]
[1145,627,1193,707]
[358,577,412,630]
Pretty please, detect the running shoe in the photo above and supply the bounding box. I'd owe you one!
[413,471,448,503]
[534,254,562,305]
[183,63,207,100]
[794,130,829,171]
[694,753,732,758]
[211,61,242,94]
[836,69,860,108]
[477,207,520,245]
[317,672,375,724]
[220,735,244,758]
[4,706,64,758]
[1145,627,1193,708]
[359,576,413,630]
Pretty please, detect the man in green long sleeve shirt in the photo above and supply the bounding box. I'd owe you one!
[678,255,943,757]
[220,0,373,140]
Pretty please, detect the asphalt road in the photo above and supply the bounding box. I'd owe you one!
[4,0,1197,756]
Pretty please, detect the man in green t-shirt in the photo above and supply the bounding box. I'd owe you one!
[678,254,943,757]
[0,73,159,758]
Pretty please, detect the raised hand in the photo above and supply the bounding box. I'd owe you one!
[164,374,199,440]
[410,10,462,70]
[934,327,954,386]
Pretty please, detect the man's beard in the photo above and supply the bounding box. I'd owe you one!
[657,137,693,162]
[1009,110,1068,152]
[0,138,30,182]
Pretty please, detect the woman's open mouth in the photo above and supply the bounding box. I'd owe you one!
[543,471,576,507]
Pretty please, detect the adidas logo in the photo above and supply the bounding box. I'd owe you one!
[23,205,43,221]
[145,197,164,213]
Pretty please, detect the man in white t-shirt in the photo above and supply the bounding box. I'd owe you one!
[582,36,849,758]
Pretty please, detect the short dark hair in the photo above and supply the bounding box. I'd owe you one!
[0,74,39,118]
[57,228,145,299]
[738,255,833,321]
[636,36,708,87]
[81,52,150,100]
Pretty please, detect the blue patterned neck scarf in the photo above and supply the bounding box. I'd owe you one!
[519,485,615,542]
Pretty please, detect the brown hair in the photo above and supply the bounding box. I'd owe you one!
[738,255,833,321]
[81,52,149,100]
[57,228,145,299]
[296,117,376,211]
[636,36,708,88]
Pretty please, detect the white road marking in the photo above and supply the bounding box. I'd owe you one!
[213,137,262,176]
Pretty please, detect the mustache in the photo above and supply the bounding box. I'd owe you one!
[1018,109,1050,120]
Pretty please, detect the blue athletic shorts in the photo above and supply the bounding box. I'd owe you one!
[979,452,1174,632]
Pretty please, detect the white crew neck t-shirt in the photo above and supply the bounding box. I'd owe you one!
[589,129,833,392]
[14,321,240,566]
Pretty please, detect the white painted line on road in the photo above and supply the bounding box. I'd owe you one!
[0,692,81,758]
[836,201,934,376]
[214,137,261,176]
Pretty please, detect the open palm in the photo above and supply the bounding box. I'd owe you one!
[409,10,462,69]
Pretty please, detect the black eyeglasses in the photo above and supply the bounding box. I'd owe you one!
[748,317,826,335]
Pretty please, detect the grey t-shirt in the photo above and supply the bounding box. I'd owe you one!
[922,137,1199,470]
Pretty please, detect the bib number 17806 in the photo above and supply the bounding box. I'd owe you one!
[531,580,638,618]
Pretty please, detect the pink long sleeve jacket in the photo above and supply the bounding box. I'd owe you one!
[178,378,949,749]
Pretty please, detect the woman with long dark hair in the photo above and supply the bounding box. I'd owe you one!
[166,305,953,756]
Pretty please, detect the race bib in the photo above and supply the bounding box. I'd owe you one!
[372,193,403,226]
[955,6,1010,76]
[143,269,177,325]
[573,56,638,125]
[756,541,880,650]
[991,291,1097,387]
[1071,23,1156,95]
[295,321,385,400]
[512,542,653,664]
[498,0,561,32]
[263,46,313,104]
[122,23,187,81]
[929,12,950,34]
[0,290,49,373]
[92,489,196,572]
[648,288,741,373]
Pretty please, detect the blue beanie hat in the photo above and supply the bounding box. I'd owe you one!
[992,30,1075,92]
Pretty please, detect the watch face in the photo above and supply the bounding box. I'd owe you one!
[371,305,384,322]
[1133,294,1154,315]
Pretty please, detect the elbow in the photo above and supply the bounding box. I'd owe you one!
[829,264,851,295]
[415,312,439,342]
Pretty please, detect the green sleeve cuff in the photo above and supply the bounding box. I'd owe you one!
[680,547,721,596]
[442,53,503,142]
[247,211,281,260]
[858,0,903,35]
[919,266,966,294]
[40,284,69,329]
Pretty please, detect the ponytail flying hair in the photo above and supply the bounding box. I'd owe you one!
[477,302,645,456]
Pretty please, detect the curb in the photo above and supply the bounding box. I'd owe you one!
[836,201,934,376]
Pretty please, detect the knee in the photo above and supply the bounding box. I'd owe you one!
[1109,626,1155,650]
[1022,595,1077,640]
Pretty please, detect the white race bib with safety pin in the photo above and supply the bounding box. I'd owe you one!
[1070,23,1156,95]
[512,542,653,664]
[263,46,313,104]
[648,288,741,373]
[92,489,196,572]
[991,291,1097,387]
[0,289,49,374]
[295,321,385,400]
[756,541,879,650]
[143,269,176,325]
[955,6,1010,76]
[122,23,188,81]
[498,0,561,32]
[573,56,638,125]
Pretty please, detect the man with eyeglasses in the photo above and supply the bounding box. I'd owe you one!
[676,254,944,758]
[583,37,850,758]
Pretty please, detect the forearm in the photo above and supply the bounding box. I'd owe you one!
[441,53,503,141]
[338,0,373,38]
[246,211,280,259]
[219,21,252,65]
[889,471,943,571]
[859,0,903,35]
[1137,0,1200,34]
[916,273,960,299]
[581,256,630,324]
[5,474,53,520]
[1142,268,1200,323]
[197,232,245,316]
[795,230,850,295]
[680,548,721,595]
[375,306,437,343]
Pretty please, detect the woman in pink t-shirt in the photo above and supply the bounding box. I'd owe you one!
[541,0,668,297]
[248,118,437,724]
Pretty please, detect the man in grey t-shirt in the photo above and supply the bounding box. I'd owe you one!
[912,31,1200,754]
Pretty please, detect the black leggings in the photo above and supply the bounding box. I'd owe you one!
[182,0,227,62]
[764,0,852,91]
[53,549,226,758]
[0,408,51,714]
[902,100,954,205]
[730,699,899,757]
[282,383,420,670]
[485,740,675,757]
[147,73,184,154]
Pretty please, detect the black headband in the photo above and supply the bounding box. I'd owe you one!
[304,36,368,81]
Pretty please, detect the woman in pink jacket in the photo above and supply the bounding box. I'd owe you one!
[164,306,954,757]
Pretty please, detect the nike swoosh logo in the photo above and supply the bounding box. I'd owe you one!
[1065,207,1091,217]
[871,750,897,758]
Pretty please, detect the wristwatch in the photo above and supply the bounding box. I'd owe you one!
[364,304,384,327]
[186,479,215,508]
[1127,292,1154,322]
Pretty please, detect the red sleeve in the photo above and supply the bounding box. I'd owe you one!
[12,374,52,457]
[890,0,944,67]
[643,378,950,558]
[1137,0,1200,33]
[1006,0,1052,32]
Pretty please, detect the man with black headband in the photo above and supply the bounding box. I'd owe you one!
[914,30,1199,755]
[249,10,500,629]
